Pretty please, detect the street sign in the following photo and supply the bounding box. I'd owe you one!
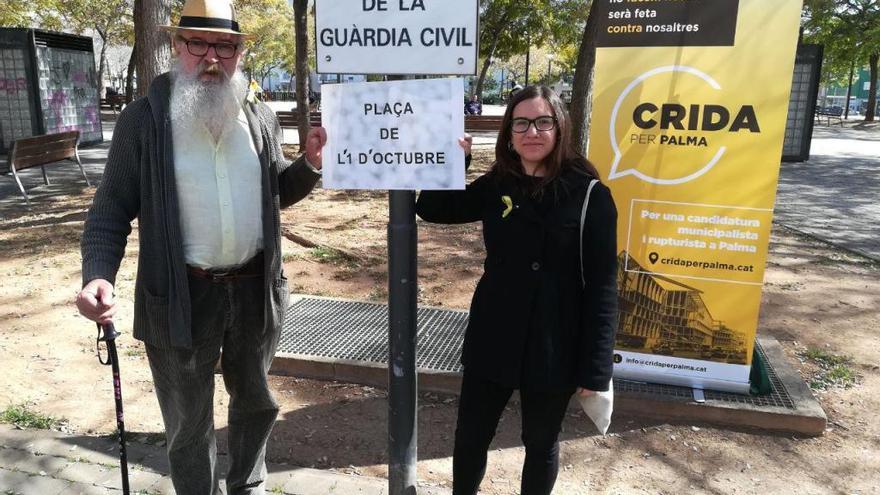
[321,78,466,190]
[314,0,479,75]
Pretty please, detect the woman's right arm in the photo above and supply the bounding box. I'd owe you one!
[416,155,489,224]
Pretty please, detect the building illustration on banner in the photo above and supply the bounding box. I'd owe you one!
[615,251,748,365]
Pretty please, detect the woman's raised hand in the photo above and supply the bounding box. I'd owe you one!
[458,133,473,156]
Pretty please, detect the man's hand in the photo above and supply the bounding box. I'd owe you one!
[304,126,327,169]
[76,279,117,325]
[576,387,597,398]
[458,133,473,156]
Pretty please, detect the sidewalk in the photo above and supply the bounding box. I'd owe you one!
[0,424,451,495]
[774,121,880,260]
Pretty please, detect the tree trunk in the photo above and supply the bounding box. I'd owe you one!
[866,53,878,122]
[293,0,310,144]
[474,6,511,100]
[97,28,108,97]
[844,59,854,120]
[125,41,136,103]
[570,0,601,156]
[134,0,171,97]
[474,33,500,100]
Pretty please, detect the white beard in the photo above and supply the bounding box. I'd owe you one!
[170,61,248,141]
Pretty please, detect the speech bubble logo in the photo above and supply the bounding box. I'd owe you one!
[608,65,727,186]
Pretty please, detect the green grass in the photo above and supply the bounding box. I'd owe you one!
[800,347,859,390]
[0,403,61,430]
[802,348,851,366]
[308,246,358,268]
[825,365,857,383]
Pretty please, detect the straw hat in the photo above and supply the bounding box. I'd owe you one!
[161,0,250,38]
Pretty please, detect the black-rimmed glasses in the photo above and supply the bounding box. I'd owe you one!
[180,38,240,59]
[511,116,557,133]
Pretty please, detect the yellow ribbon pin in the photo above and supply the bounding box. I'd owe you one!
[246,80,261,103]
[501,195,513,218]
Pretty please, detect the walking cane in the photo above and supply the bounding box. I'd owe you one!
[97,322,131,495]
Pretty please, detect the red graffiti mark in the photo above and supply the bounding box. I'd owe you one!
[49,90,67,106]
[48,124,78,134]
[48,90,67,124]
[0,78,27,94]
[84,106,99,127]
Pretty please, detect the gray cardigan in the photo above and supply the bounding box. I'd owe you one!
[81,73,320,349]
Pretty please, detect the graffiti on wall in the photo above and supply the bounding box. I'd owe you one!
[37,47,102,142]
[0,48,34,149]
[0,78,27,94]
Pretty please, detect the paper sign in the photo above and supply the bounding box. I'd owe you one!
[321,78,465,190]
[314,0,479,75]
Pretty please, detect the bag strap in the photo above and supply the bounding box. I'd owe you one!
[579,179,599,288]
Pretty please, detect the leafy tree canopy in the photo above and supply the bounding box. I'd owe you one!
[238,0,296,84]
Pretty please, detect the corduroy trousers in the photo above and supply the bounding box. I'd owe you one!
[145,270,280,495]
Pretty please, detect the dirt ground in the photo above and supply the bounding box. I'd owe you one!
[0,147,878,494]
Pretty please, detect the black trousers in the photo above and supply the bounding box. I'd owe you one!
[453,370,574,495]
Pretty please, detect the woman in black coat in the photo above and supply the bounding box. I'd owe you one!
[416,85,618,495]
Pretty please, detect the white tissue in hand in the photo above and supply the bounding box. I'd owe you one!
[577,381,613,435]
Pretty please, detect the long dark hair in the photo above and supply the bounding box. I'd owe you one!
[493,85,600,189]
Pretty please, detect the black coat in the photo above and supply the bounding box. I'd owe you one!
[416,161,618,391]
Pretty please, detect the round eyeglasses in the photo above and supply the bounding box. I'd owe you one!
[180,38,240,59]
[511,116,557,133]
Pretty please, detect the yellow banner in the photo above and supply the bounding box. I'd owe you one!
[588,0,803,392]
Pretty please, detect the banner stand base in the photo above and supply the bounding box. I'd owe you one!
[612,369,752,395]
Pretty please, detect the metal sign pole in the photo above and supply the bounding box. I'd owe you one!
[388,187,418,495]
[386,68,417,495]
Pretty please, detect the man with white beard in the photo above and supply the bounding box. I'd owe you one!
[75,0,326,492]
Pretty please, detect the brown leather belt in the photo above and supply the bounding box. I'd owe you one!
[187,252,264,282]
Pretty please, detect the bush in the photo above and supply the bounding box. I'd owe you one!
[481,93,502,105]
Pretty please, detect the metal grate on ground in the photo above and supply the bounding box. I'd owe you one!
[279,297,468,372]
[279,296,795,408]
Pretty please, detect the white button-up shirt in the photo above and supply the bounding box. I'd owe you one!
[173,107,263,269]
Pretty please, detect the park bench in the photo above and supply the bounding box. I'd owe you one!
[275,111,323,141]
[100,94,126,113]
[465,115,503,133]
[1,131,90,207]
[275,110,323,129]
[815,106,843,127]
